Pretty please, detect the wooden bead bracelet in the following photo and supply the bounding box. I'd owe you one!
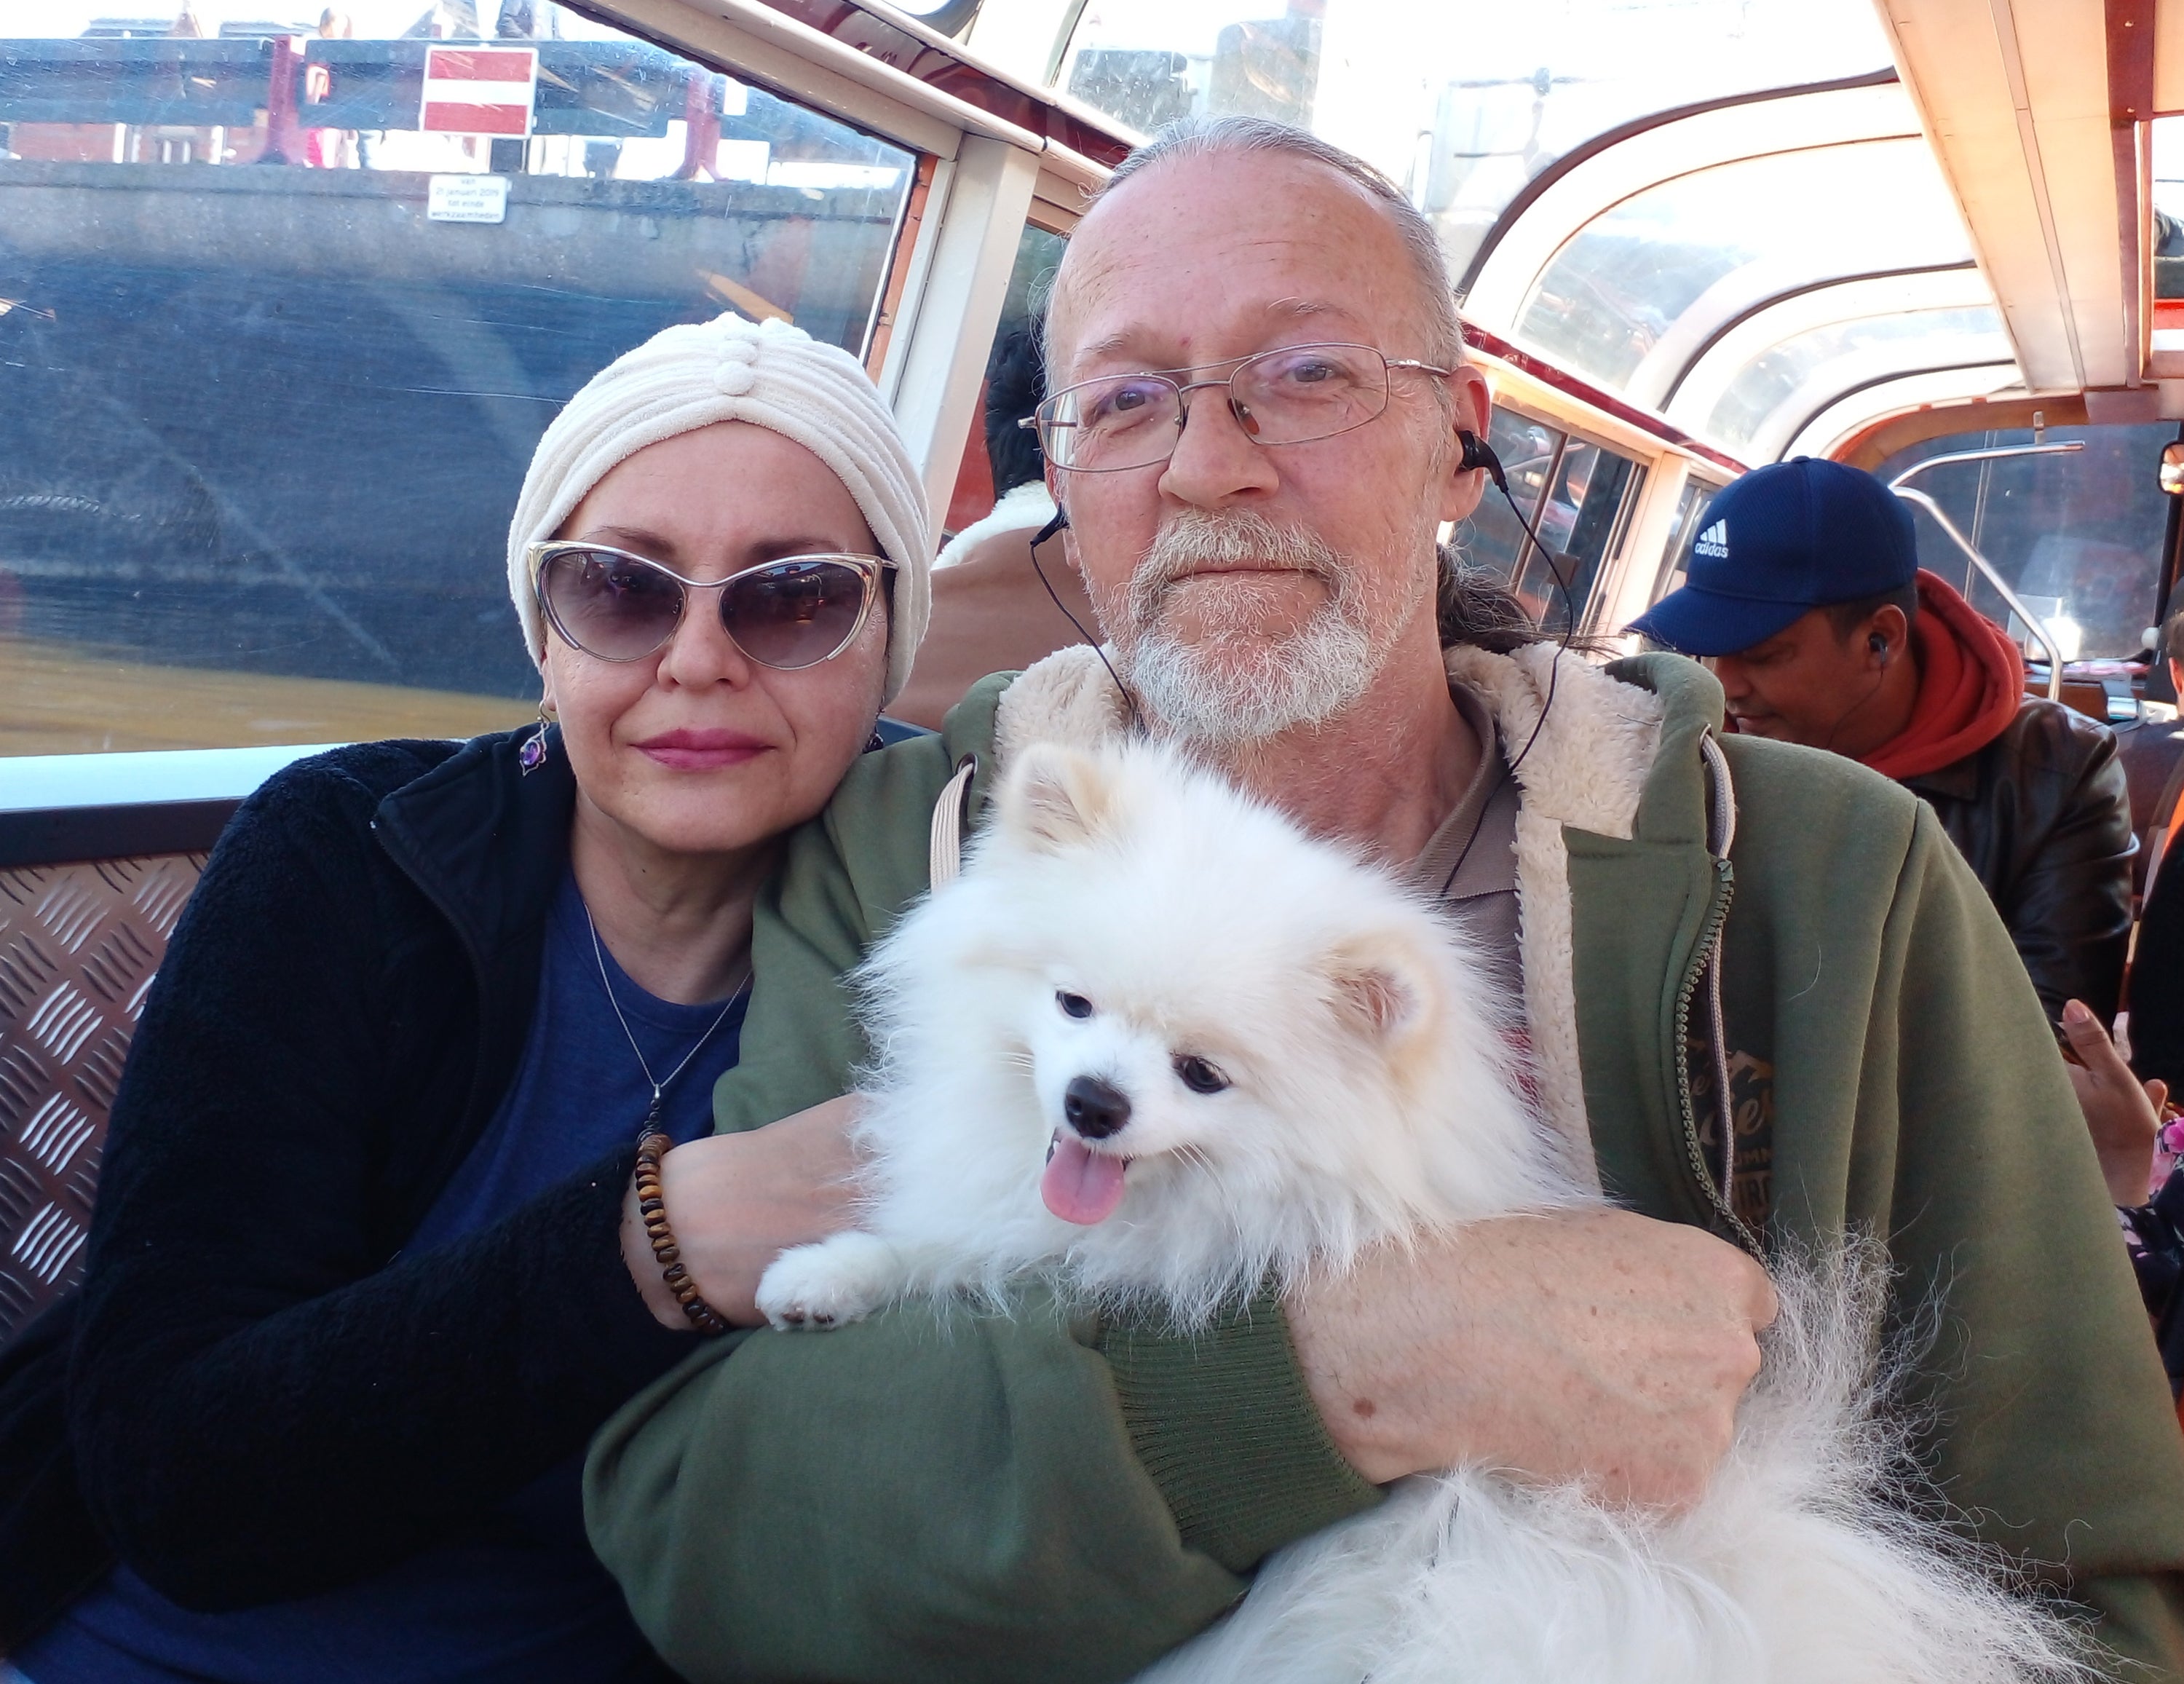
[635,1130,730,1336]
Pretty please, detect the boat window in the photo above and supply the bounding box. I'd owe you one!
[1877,426,2179,663]
[0,1,917,758]
[1455,406,1561,588]
[1514,137,1971,402]
[1700,306,2013,457]
[1040,0,1891,281]
[2153,118,2184,363]
[1451,403,1643,633]
[941,220,1066,537]
[2156,117,2184,307]
[1650,473,1720,603]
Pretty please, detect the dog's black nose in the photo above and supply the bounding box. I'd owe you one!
[1064,1075,1131,1139]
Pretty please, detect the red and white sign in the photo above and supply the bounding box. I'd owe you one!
[419,45,537,137]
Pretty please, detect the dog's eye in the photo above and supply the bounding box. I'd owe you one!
[1056,991,1094,1019]
[1174,1055,1230,1095]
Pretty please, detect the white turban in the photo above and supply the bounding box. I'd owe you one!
[507,314,932,702]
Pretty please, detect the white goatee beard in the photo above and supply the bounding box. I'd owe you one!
[1113,508,1410,748]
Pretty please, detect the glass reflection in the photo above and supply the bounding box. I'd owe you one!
[1649,473,1720,603]
[1704,306,2011,454]
[1516,139,1969,395]
[1877,426,2177,662]
[2156,118,2184,301]
[0,0,915,754]
[1043,0,1891,276]
[1451,404,1640,633]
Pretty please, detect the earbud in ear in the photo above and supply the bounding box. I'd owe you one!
[1032,507,1070,548]
[1869,633,1889,662]
[1457,430,1511,499]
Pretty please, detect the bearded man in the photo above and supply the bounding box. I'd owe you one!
[586,119,2184,1682]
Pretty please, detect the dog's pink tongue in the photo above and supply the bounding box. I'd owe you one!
[1042,1133,1128,1225]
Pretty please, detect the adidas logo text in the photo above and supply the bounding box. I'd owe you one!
[1693,518,1728,560]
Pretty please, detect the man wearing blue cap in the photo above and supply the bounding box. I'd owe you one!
[1632,456,2134,1025]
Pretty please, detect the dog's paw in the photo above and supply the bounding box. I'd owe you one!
[754,1232,901,1331]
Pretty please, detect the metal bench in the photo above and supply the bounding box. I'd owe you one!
[0,854,204,1343]
[0,745,338,1351]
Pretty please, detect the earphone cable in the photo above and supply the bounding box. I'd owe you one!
[1438,440,1575,899]
[1028,506,1147,734]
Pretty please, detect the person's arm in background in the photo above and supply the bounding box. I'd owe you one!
[2060,998,2184,1406]
[69,754,695,1610]
[2134,846,2184,1092]
[2000,717,2134,1024]
[2062,998,2169,1206]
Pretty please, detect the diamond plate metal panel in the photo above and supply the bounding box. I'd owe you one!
[0,855,203,1348]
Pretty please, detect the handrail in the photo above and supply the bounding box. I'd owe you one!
[1886,440,2084,481]
[0,743,344,871]
[1888,441,2084,703]
[1888,487,2063,700]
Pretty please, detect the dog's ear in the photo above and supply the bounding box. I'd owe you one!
[1322,928,1438,1045]
[998,743,1118,854]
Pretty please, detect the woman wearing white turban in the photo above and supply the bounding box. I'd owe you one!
[2,315,930,1682]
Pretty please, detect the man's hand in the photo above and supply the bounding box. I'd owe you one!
[1287,1207,1776,1509]
[622,1095,864,1329]
[2062,997,2169,1206]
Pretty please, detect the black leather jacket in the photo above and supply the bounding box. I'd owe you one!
[1901,697,2135,1024]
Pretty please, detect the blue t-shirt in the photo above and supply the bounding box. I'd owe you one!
[21,870,745,1684]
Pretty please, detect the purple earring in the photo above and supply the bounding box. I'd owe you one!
[520,705,552,774]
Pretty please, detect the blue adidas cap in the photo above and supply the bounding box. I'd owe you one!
[1627,457,1917,657]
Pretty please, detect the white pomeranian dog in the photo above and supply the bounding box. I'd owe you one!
[756,739,2090,1684]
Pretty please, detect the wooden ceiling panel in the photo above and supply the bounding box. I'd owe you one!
[1879,0,2129,397]
[2156,0,2184,108]
[2043,111,2134,384]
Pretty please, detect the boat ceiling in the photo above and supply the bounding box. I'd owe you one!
[930,0,2080,461]
[20,0,2159,459]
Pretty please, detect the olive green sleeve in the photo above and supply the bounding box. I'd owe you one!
[1575,719,2184,1682]
[585,1283,1382,1684]
[1866,812,2184,1676]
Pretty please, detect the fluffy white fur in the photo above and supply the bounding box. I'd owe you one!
[754,740,2090,1684]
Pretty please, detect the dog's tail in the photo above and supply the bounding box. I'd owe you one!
[1694,1234,2097,1684]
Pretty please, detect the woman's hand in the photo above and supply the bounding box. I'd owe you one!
[2061,999,2169,1207]
[622,1094,865,1329]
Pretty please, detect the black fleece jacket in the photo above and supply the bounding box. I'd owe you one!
[0,728,700,1645]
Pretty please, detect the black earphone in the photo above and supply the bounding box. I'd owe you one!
[1820,629,1895,754]
[1458,429,1504,489]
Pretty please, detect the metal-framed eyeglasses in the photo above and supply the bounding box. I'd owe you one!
[1022,341,1456,474]
[529,541,893,668]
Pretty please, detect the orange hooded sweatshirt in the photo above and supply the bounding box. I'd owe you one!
[1859,569,2026,782]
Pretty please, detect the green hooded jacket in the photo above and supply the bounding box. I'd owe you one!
[587,649,2184,1682]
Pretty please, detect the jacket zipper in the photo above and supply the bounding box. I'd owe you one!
[1669,854,1761,1256]
[368,813,502,1262]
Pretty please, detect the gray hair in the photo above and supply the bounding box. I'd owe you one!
[1060,116,1543,652]
[1435,551,1551,652]
[1064,114,1467,371]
